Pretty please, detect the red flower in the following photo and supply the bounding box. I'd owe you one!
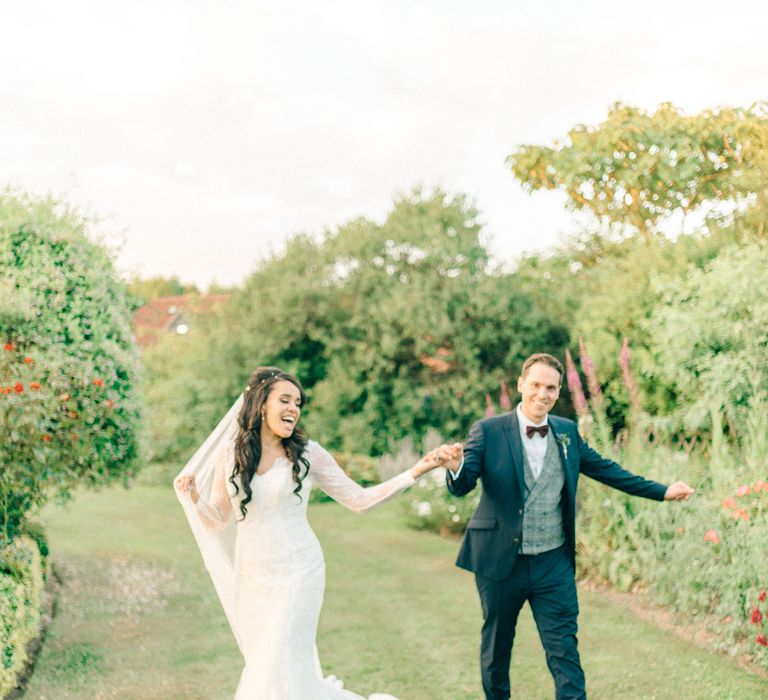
[92,378,104,387]
[23,357,34,364]
[759,591,767,602]
[751,607,764,624]
[722,497,736,509]
[3,343,13,351]
[0,387,10,394]
[41,435,52,442]
[735,485,751,497]
[13,383,23,394]
[30,382,41,391]
[703,529,720,544]
[758,634,768,647]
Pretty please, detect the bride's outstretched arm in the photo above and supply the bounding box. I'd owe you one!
[175,444,234,530]
[308,442,440,514]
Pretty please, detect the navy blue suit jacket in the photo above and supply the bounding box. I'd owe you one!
[446,411,668,581]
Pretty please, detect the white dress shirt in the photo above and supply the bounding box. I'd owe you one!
[515,404,549,480]
[449,404,550,481]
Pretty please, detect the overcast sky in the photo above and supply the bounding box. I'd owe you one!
[2,1,765,288]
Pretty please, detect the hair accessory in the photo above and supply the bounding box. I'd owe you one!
[258,371,280,385]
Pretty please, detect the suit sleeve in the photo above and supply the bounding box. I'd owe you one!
[576,430,667,501]
[446,420,484,497]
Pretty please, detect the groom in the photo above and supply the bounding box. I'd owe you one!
[438,353,693,699]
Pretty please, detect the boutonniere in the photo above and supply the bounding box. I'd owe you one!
[555,433,570,459]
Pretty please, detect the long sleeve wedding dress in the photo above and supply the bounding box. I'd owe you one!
[180,432,414,700]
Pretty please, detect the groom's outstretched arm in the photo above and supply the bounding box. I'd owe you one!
[445,420,484,497]
[576,430,669,501]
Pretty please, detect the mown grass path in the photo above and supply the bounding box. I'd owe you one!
[23,484,768,699]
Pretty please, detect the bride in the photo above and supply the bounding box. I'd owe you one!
[174,366,444,699]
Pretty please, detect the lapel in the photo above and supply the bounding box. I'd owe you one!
[502,410,525,494]
[548,415,576,492]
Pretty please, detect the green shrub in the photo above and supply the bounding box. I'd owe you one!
[0,536,45,697]
[0,191,142,541]
[402,470,481,536]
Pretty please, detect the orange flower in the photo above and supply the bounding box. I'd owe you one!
[1,387,9,394]
[722,497,737,509]
[3,343,13,351]
[703,529,720,544]
[23,357,34,364]
[735,485,751,497]
[30,382,41,391]
[41,435,52,442]
[92,378,104,387]
[13,383,23,394]
[732,509,749,521]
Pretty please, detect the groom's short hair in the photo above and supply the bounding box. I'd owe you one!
[520,353,564,384]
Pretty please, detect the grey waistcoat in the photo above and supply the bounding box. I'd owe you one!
[520,430,566,555]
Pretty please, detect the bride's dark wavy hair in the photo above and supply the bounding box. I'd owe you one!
[230,366,310,519]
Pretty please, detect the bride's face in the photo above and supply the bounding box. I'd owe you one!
[262,380,302,439]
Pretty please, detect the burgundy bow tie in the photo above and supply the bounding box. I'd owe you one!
[526,424,549,439]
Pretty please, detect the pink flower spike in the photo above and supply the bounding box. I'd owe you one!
[703,529,720,544]
[722,497,737,509]
[565,349,589,418]
[578,337,604,407]
[499,381,512,411]
[735,485,751,497]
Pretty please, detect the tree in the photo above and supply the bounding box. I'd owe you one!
[127,275,200,305]
[508,102,768,241]
[0,192,142,542]
[143,188,569,461]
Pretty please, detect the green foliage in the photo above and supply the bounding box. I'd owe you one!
[0,191,142,541]
[402,471,481,536]
[508,102,768,240]
[643,241,768,465]
[126,275,200,306]
[0,536,45,697]
[143,188,568,463]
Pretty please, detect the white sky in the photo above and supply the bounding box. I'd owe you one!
[2,1,766,289]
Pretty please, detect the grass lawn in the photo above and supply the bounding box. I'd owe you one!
[22,483,768,699]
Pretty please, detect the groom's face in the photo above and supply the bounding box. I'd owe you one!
[517,362,561,423]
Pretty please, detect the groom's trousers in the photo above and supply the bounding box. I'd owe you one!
[475,545,586,700]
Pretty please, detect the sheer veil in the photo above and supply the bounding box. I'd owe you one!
[174,395,244,654]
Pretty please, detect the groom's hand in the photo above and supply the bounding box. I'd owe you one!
[664,481,694,501]
[437,443,463,473]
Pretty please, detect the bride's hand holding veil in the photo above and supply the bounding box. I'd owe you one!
[174,474,199,503]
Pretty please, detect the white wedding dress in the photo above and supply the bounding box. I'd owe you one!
[177,411,415,700]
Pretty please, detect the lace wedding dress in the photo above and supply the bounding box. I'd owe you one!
[176,400,414,700]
